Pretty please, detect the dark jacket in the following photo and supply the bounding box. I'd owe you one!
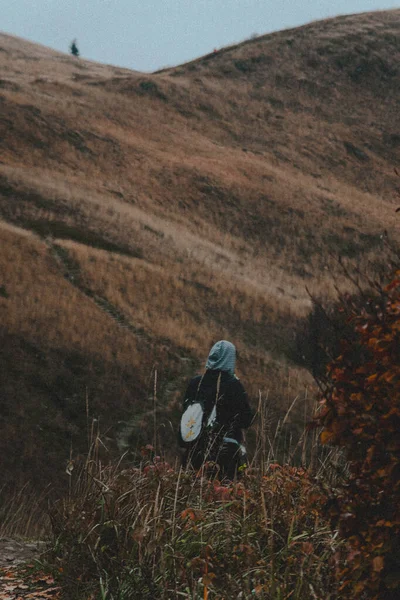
[182,369,253,443]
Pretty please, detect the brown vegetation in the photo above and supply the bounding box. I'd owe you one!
[314,270,400,599]
[47,417,338,600]
[0,10,399,486]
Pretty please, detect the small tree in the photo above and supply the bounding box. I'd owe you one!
[70,39,79,57]
[313,270,400,599]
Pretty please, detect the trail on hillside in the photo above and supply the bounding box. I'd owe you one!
[4,9,399,503]
[48,240,150,340]
[48,238,197,452]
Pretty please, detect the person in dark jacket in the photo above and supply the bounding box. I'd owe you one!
[180,340,254,479]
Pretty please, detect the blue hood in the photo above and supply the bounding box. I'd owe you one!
[205,340,236,376]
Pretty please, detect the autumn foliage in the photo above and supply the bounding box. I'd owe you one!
[315,270,400,599]
[48,453,337,599]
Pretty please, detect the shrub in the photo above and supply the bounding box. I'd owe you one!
[48,449,337,599]
[314,270,400,599]
[138,80,167,101]
[291,296,357,378]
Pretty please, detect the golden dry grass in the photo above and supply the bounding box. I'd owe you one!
[0,9,399,485]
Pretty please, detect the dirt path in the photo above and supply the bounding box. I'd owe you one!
[0,538,60,600]
[48,241,150,340]
[0,539,45,569]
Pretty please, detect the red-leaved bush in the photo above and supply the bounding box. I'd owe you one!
[315,270,400,599]
[48,457,336,599]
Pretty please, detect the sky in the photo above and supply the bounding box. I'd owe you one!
[1,0,398,72]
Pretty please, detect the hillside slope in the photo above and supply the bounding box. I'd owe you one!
[0,10,399,486]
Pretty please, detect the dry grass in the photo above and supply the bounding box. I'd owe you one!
[0,485,51,539]
[0,226,135,361]
[0,9,399,486]
[44,403,343,600]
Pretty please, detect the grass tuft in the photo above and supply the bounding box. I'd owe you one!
[45,408,341,599]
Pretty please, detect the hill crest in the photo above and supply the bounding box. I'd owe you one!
[0,9,399,485]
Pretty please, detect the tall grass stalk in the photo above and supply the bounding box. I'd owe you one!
[0,484,51,539]
[44,395,341,599]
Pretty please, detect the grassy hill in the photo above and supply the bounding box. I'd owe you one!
[0,9,399,486]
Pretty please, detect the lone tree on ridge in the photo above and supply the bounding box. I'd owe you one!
[70,39,80,57]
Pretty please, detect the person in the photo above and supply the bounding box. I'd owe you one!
[179,340,254,480]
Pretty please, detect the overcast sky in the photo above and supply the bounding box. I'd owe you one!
[1,0,398,72]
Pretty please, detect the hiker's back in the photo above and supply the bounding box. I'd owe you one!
[192,369,250,438]
[178,340,253,478]
[179,366,253,476]
[178,370,223,453]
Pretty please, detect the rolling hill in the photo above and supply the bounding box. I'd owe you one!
[0,9,399,486]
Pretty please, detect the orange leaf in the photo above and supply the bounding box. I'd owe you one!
[302,541,314,555]
[366,373,378,383]
[320,430,334,444]
[202,573,216,585]
[372,556,384,572]
[181,508,196,521]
